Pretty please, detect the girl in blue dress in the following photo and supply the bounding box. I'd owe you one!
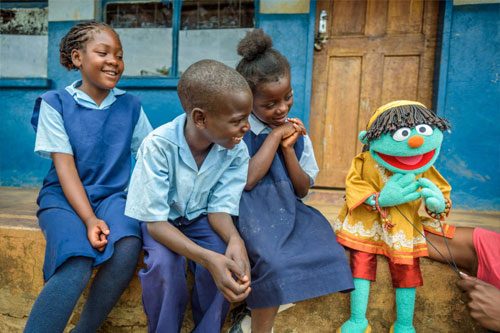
[233,29,354,332]
[25,21,152,332]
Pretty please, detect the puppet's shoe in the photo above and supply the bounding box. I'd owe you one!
[390,323,415,333]
[336,321,371,333]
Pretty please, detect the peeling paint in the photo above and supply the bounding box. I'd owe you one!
[443,156,486,182]
[0,8,47,35]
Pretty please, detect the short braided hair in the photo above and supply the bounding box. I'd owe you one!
[235,29,290,92]
[59,21,118,71]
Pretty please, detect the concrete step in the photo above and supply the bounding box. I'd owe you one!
[1,187,496,332]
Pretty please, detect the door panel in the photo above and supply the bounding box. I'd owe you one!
[310,0,440,188]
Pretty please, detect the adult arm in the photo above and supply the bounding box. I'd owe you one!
[425,227,477,276]
[52,152,109,251]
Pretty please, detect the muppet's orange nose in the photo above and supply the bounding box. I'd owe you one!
[408,135,424,148]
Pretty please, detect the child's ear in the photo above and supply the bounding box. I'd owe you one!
[358,131,368,145]
[71,49,82,69]
[191,108,206,129]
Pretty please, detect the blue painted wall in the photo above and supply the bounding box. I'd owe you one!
[3,1,498,212]
[435,2,500,211]
[0,1,315,187]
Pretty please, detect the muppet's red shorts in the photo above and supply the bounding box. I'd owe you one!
[349,250,423,288]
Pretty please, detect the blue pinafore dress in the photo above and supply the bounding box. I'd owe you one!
[236,131,354,309]
[31,89,142,281]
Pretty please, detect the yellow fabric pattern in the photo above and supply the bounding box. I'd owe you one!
[367,100,426,129]
[333,151,455,265]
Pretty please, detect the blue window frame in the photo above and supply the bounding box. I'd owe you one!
[102,0,256,82]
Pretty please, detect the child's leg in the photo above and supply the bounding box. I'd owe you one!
[339,250,376,333]
[389,258,422,333]
[139,223,189,333]
[72,236,141,332]
[182,216,230,332]
[251,306,279,333]
[24,256,93,333]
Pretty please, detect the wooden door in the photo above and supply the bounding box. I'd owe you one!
[309,0,440,188]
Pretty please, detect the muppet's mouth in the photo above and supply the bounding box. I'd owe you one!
[375,150,436,171]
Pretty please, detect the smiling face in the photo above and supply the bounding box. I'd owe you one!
[361,124,444,174]
[202,90,252,149]
[252,75,293,128]
[72,28,124,100]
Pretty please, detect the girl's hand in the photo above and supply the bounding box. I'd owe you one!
[85,216,110,252]
[272,121,297,140]
[281,130,301,149]
[287,118,307,135]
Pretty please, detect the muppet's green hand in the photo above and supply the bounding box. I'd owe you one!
[378,173,421,207]
[364,194,376,206]
[417,177,445,213]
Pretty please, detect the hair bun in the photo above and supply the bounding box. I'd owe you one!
[237,29,273,61]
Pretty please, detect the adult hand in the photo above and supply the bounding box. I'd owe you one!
[85,216,110,252]
[418,177,446,213]
[378,173,421,207]
[457,273,500,331]
[206,252,251,303]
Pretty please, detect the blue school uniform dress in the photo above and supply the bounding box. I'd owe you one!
[125,113,249,333]
[236,113,354,309]
[31,81,152,281]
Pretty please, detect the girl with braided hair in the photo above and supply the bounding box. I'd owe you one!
[231,29,354,333]
[25,21,152,332]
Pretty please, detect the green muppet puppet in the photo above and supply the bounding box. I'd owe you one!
[334,100,456,333]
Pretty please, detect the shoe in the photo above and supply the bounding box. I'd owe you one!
[390,323,415,333]
[336,323,372,333]
[228,304,251,333]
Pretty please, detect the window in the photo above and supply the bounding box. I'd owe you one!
[103,0,255,77]
[0,1,48,78]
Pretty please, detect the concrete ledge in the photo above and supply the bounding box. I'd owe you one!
[1,187,495,332]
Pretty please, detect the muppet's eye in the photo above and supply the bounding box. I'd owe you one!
[415,124,433,136]
[392,127,412,141]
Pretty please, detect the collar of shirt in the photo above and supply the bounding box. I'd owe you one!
[249,112,273,135]
[159,113,226,172]
[65,80,126,110]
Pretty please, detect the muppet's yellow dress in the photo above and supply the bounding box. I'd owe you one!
[334,151,455,265]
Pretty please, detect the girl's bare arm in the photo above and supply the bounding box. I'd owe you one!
[245,122,296,191]
[52,152,108,250]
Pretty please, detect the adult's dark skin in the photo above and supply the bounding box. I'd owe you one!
[426,227,500,331]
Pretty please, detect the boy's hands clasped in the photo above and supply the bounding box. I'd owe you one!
[206,237,251,302]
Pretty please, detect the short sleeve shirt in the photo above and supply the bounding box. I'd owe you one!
[247,113,319,186]
[124,113,250,222]
[34,80,152,159]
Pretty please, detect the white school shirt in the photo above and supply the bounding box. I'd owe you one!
[34,80,153,159]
